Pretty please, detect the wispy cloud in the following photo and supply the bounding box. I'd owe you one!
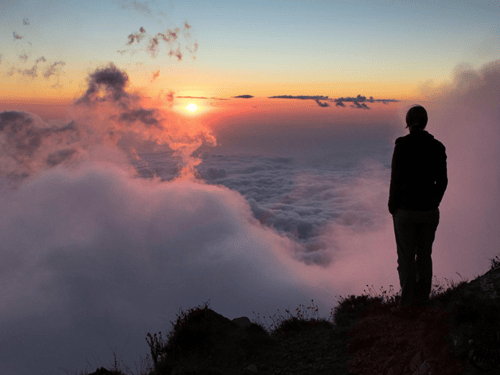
[315,99,329,107]
[151,69,160,82]
[18,56,46,78]
[122,23,198,60]
[269,94,399,109]
[127,26,146,45]
[23,18,29,25]
[18,53,28,63]
[334,94,398,109]
[7,57,66,83]
[269,95,332,108]
[13,32,23,40]
[43,61,66,79]
[269,95,329,100]
[176,95,230,100]
[118,0,154,16]
[232,95,254,99]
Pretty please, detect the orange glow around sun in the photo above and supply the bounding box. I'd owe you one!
[186,103,197,112]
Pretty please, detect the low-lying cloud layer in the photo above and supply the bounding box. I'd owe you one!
[0,163,324,375]
[2,59,500,375]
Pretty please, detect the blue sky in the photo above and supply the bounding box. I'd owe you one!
[1,0,500,99]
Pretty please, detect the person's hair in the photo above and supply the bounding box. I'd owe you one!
[406,105,428,130]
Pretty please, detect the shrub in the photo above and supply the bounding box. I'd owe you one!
[145,301,212,372]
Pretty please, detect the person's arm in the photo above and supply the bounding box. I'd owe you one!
[388,142,401,214]
[435,145,448,206]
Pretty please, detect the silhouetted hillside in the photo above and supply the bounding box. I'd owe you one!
[82,256,500,375]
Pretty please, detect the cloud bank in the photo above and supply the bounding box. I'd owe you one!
[0,162,328,375]
[417,59,500,279]
[269,94,399,108]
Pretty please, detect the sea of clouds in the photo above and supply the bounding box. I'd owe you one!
[1,60,500,375]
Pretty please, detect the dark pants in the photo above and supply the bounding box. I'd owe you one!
[393,209,439,307]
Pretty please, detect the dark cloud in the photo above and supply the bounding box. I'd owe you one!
[333,94,399,109]
[158,89,175,102]
[350,101,370,110]
[158,28,179,43]
[46,148,77,166]
[176,95,229,100]
[43,61,65,79]
[269,95,331,108]
[269,94,398,109]
[269,95,330,100]
[76,63,130,105]
[118,108,160,126]
[13,32,22,40]
[19,56,46,78]
[167,44,182,60]
[315,99,329,107]
[127,26,146,45]
[0,111,79,174]
[7,56,66,82]
[151,69,160,82]
[233,95,254,99]
[123,23,198,60]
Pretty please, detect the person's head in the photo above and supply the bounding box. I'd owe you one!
[406,105,428,131]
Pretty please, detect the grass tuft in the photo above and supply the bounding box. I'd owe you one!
[488,254,500,271]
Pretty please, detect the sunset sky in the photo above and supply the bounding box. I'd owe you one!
[2,1,500,374]
[2,0,500,103]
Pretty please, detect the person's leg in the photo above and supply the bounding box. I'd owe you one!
[415,210,439,303]
[393,211,419,307]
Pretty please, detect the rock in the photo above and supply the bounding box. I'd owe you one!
[160,308,274,373]
[386,362,404,375]
[243,364,258,374]
[412,360,431,375]
[232,316,252,329]
[409,351,423,372]
[88,368,122,375]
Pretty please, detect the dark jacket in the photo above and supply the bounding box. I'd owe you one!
[388,130,447,214]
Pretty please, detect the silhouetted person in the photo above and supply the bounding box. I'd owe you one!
[389,105,447,307]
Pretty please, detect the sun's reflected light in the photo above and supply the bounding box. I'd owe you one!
[186,103,197,112]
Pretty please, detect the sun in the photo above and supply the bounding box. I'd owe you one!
[186,103,197,112]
